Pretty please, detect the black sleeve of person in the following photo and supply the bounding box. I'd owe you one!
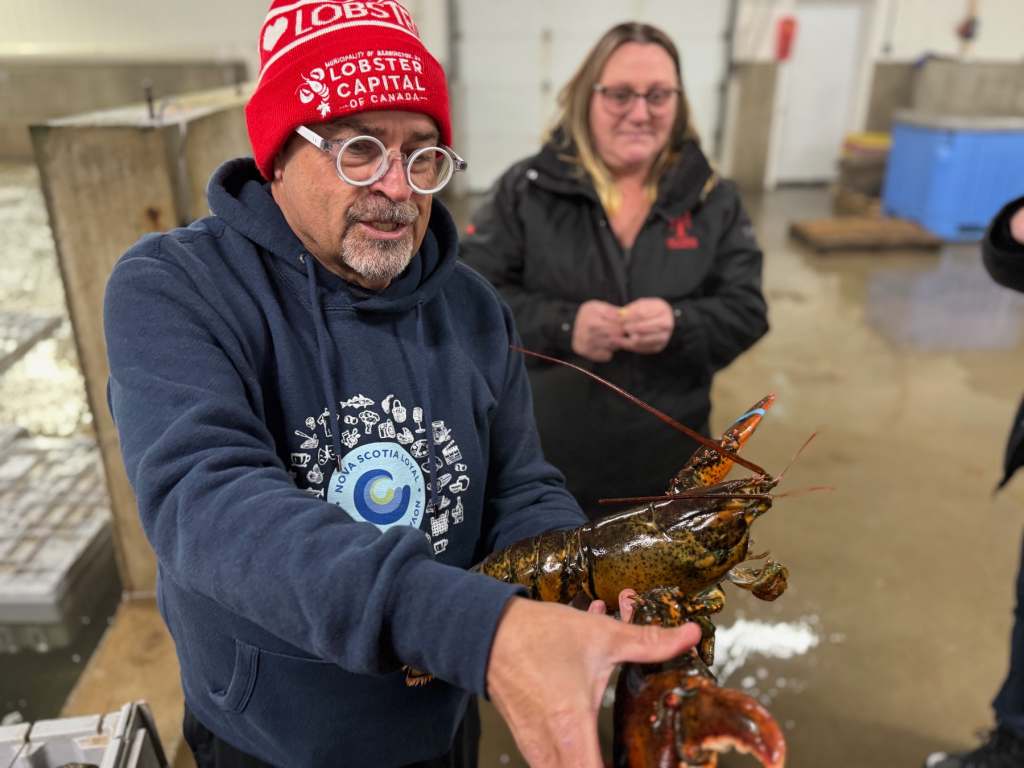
[985,195,1024,490]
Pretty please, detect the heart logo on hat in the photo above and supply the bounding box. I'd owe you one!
[262,17,288,52]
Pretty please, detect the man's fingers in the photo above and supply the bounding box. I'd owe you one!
[612,621,702,664]
[587,599,607,615]
[617,589,637,621]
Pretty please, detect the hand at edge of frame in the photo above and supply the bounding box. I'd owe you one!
[486,596,700,768]
[1010,206,1024,246]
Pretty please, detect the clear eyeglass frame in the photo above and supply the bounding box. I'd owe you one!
[592,84,682,115]
[295,125,467,195]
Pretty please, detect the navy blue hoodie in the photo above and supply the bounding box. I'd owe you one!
[103,158,586,767]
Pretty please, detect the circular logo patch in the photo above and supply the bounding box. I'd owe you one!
[327,442,425,531]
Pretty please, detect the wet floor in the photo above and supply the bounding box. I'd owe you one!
[469,187,1024,767]
[5,166,1024,765]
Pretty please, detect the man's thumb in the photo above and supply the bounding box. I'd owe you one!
[615,622,702,664]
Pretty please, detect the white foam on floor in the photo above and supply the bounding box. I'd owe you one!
[712,618,821,686]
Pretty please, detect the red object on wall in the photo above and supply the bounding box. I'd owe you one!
[776,15,798,61]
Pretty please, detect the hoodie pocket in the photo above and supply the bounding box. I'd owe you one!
[203,639,465,766]
[209,639,260,713]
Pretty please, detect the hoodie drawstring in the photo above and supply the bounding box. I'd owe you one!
[303,254,345,474]
[302,254,439,526]
[414,304,440,516]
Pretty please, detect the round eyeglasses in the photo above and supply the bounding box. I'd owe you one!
[592,84,681,116]
[295,125,467,195]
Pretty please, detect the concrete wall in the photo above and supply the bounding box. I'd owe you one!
[863,61,914,132]
[0,59,246,160]
[863,58,1024,133]
[723,61,778,191]
[912,58,1024,116]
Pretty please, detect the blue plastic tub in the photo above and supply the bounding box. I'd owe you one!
[882,110,1024,241]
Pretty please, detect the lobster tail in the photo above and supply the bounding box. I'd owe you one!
[472,526,591,603]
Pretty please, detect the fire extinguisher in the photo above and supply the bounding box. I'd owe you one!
[776,15,798,61]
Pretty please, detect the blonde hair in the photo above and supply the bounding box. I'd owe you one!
[549,22,700,215]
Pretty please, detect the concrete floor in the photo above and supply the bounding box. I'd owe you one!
[471,188,1024,767]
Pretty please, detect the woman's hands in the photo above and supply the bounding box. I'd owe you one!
[619,298,675,355]
[571,298,675,362]
[571,300,626,362]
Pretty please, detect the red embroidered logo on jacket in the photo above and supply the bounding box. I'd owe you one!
[666,212,699,250]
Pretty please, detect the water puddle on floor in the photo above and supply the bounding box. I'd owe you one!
[866,246,1024,350]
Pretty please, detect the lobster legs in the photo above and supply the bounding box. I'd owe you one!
[727,559,790,602]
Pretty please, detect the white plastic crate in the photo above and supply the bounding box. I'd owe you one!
[0,701,167,768]
[0,435,117,651]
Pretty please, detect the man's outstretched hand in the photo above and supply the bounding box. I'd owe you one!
[486,596,701,768]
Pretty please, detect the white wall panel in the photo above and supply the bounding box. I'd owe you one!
[1,0,449,81]
[880,0,1024,60]
[2,1,267,73]
[736,0,1024,63]
[456,0,730,192]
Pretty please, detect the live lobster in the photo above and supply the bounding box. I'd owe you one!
[473,349,791,767]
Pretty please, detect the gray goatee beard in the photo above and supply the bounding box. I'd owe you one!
[341,196,421,285]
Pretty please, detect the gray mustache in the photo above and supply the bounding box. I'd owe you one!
[348,199,419,226]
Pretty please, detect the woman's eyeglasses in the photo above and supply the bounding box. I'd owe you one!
[593,84,681,115]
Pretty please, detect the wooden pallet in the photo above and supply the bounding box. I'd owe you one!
[789,216,943,253]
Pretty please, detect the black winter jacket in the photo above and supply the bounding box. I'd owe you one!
[460,140,768,513]
[985,196,1024,490]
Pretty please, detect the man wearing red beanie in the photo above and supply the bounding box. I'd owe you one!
[103,2,700,766]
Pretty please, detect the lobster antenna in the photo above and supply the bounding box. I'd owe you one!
[598,492,775,506]
[512,345,768,476]
[777,431,819,481]
[772,485,834,499]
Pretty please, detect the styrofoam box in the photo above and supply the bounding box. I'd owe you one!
[1,701,166,768]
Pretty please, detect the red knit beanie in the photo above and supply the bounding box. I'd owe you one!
[245,1,452,180]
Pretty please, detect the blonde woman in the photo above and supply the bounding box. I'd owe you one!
[462,22,768,517]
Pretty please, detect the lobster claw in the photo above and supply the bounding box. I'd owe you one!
[669,394,776,494]
[614,656,786,768]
